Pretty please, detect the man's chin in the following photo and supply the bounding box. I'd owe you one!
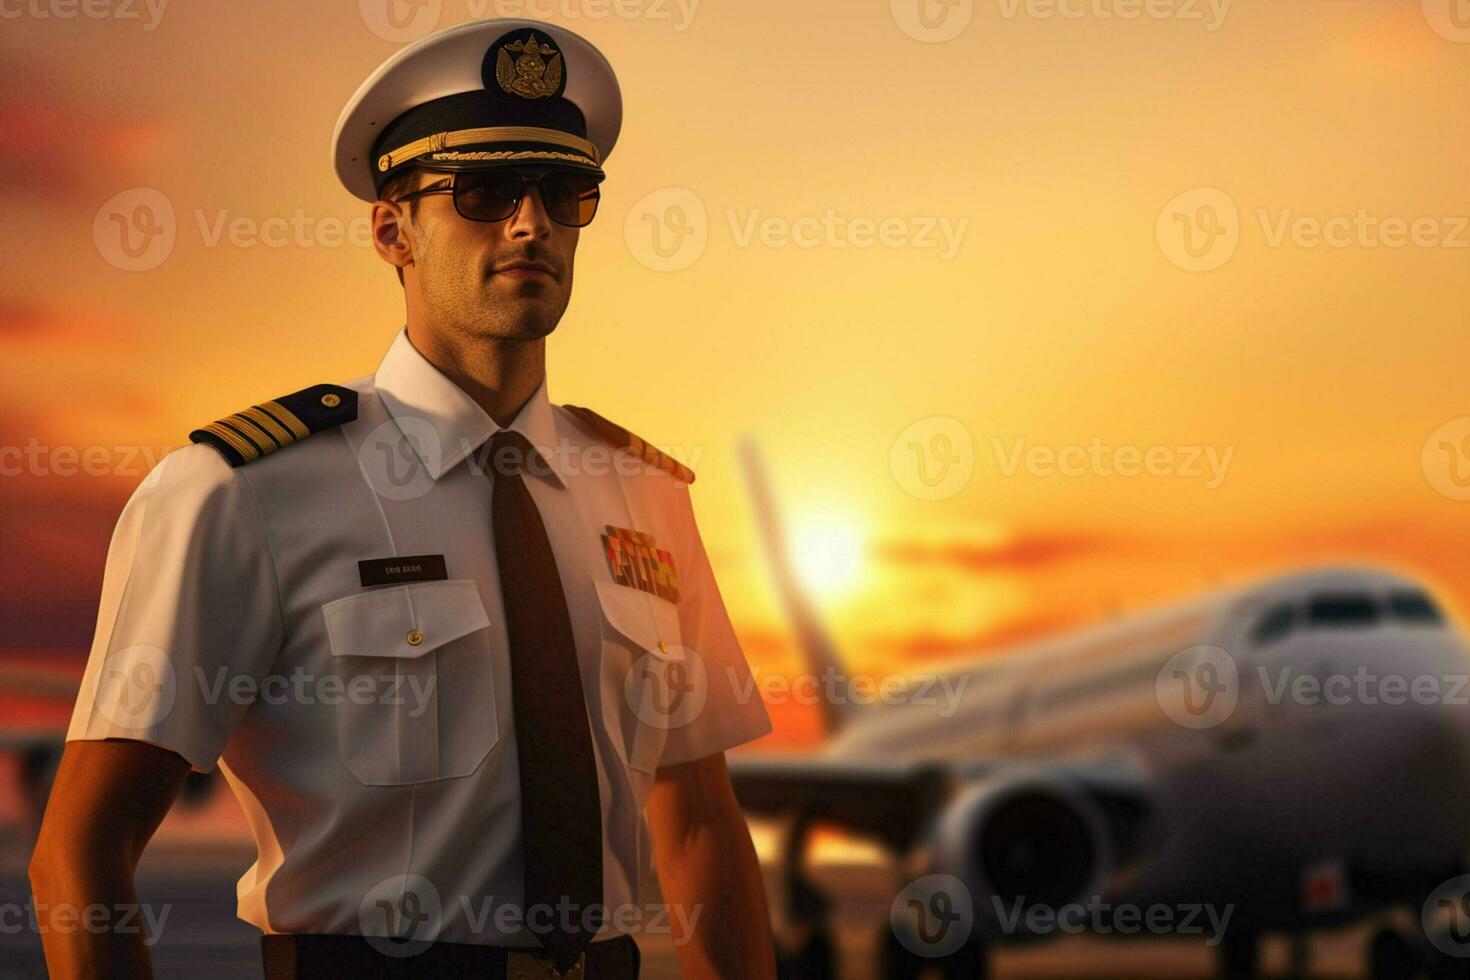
[469,308,562,341]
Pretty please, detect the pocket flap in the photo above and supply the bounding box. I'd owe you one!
[323,579,490,659]
[595,580,675,654]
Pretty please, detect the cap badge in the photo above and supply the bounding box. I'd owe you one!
[494,31,563,100]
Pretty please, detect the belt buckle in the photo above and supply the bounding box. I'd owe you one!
[506,949,586,980]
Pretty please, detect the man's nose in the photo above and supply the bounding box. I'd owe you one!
[506,186,553,238]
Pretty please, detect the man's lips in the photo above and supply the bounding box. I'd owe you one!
[491,261,556,280]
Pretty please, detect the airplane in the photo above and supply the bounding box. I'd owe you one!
[728,441,1470,980]
[7,449,1470,980]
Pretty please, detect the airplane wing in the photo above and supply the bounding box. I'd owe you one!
[728,756,955,849]
[728,753,1154,858]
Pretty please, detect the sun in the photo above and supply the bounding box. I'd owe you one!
[791,518,866,599]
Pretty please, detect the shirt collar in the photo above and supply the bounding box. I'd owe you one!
[373,327,567,487]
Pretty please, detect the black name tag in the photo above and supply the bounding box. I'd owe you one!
[358,554,448,588]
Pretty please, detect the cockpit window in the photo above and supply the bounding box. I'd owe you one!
[1251,604,1295,646]
[1308,593,1378,627]
[1388,590,1443,625]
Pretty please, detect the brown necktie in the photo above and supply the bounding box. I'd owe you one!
[486,428,603,971]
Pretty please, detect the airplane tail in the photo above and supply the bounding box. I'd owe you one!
[737,438,857,736]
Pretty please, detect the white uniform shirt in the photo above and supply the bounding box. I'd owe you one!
[66,327,772,946]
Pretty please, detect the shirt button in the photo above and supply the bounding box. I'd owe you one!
[406,629,424,646]
[321,392,342,408]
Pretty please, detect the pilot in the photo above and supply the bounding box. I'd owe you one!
[29,18,776,980]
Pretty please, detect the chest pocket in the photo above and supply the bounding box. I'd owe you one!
[322,580,497,786]
[596,580,688,774]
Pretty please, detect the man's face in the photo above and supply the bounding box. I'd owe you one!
[396,167,583,341]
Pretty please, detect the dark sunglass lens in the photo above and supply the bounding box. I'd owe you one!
[540,174,601,227]
[573,186,601,227]
[453,172,522,221]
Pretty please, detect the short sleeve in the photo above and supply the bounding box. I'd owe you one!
[655,484,772,769]
[67,443,283,772]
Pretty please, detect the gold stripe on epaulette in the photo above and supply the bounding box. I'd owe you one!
[562,404,695,484]
[220,418,268,455]
[260,400,310,440]
[228,413,282,450]
[203,421,261,461]
[240,405,294,446]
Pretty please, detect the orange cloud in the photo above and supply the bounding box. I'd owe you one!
[873,529,1119,573]
[0,64,161,201]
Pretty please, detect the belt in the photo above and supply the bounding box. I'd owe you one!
[261,933,640,980]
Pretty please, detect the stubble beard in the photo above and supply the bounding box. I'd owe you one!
[420,250,572,342]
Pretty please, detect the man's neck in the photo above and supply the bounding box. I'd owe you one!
[404,322,547,428]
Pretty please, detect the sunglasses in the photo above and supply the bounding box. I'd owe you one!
[391,169,602,227]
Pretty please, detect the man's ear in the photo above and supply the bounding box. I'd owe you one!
[371,198,415,277]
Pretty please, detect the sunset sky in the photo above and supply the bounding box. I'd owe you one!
[5,0,1470,747]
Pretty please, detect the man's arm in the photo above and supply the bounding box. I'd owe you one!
[28,739,190,979]
[645,751,776,979]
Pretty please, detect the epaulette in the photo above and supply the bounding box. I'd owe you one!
[562,404,696,484]
[189,384,358,468]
